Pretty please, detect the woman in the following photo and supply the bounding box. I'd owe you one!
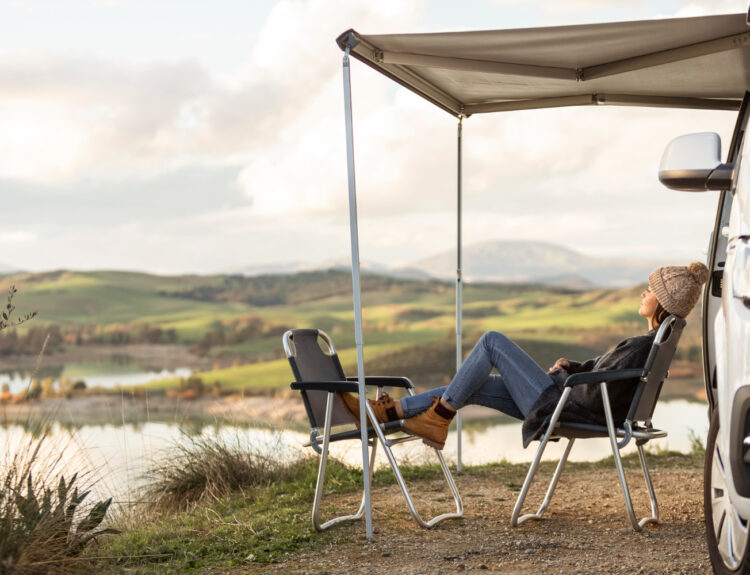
[339,262,709,450]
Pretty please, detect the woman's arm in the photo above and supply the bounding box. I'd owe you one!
[554,335,652,375]
[548,357,598,374]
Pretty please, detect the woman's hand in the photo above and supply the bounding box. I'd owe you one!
[548,358,571,373]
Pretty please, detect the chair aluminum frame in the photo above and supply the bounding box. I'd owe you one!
[511,316,681,532]
[284,329,463,531]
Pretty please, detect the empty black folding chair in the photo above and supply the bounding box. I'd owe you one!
[511,315,686,532]
[283,328,463,530]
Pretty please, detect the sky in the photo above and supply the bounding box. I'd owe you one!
[0,0,745,274]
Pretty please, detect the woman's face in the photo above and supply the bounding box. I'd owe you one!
[639,287,659,320]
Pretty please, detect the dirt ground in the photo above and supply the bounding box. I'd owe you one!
[257,460,707,575]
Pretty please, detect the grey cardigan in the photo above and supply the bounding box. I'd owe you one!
[521,330,656,447]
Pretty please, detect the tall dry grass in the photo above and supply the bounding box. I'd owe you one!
[140,433,307,512]
[2,285,119,573]
[0,433,118,575]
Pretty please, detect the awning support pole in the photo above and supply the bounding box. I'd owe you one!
[342,43,373,540]
[456,113,464,473]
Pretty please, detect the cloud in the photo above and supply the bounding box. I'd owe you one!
[0,0,423,181]
[0,57,213,180]
[2,202,352,274]
[490,0,635,7]
[0,0,741,273]
[486,0,743,23]
[0,0,429,272]
[0,231,36,244]
[0,163,248,229]
[673,0,746,17]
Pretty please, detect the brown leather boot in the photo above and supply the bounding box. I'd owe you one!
[403,397,455,450]
[337,391,399,427]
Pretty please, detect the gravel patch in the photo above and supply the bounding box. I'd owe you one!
[256,460,707,575]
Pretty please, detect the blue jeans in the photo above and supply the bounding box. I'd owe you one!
[401,331,554,420]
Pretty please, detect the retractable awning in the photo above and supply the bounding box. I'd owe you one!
[337,12,750,116]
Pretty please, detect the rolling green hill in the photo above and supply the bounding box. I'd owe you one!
[1,269,702,391]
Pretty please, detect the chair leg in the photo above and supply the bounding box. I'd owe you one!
[512,436,574,526]
[368,398,463,528]
[512,387,573,527]
[314,388,463,530]
[601,383,658,532]
[636,443,660,529]
[312,392,377,531]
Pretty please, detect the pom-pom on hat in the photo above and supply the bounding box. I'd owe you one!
[648,262,710,318]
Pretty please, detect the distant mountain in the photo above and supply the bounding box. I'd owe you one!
[403,240,663,287]
[533,274,597,290]
[229,258,431,281]
[232,240,666,288]
[313,258,432,281]
[225,261,307,276]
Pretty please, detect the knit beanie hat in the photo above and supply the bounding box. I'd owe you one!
[648,262,710,318]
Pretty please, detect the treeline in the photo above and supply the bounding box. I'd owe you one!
[0,326,64,356]
[0,313,289,356]
[75,324,179,345]
[0,323,179,355]
[160,270,451,307]
[192,316,289,355]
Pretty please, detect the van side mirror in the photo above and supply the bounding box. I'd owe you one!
[659,132,734,192]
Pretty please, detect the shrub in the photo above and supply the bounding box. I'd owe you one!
[59,377,75,399]
[24,380,41,401]
[0,438,118,574]
[178,375,205,395]
[0,286,35,332]
[395,308,443,322]
[41,378,56,399]
[141,434,304,512]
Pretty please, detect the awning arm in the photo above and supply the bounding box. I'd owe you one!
[466,93,741,115]
[337,29,463,117]
[581,31,750,80]
[378,51,578,81]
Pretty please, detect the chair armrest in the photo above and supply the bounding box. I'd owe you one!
[290,381,360,392]
[563,368,645,388]
[345,376,414,389]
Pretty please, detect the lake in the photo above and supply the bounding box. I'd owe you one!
[0,398,708,505]
[0,358,192,394]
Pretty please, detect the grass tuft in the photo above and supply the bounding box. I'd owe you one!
[687,427,706,455]
[0,435,117,575]
[140,433,309,512]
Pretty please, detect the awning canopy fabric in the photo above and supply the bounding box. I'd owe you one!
[337,13,750,117]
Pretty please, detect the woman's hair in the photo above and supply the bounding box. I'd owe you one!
[653,301,669,327]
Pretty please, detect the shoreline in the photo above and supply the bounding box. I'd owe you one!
[0,343,214,371]
[0,393,308,428]
[0,386,707,429]
[0,393,536,429]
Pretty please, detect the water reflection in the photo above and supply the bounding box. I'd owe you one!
[0,361,192,394]
[0,399,709,503]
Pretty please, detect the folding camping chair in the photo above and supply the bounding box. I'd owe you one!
[283,328,463,530]
[511,315,686,532]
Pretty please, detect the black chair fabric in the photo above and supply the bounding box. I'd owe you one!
[287,330,353,428]
[630,316,686,422]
